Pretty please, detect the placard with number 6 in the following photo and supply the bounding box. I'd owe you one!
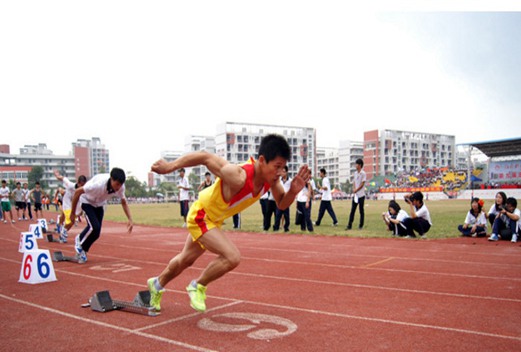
[19,249,57,284]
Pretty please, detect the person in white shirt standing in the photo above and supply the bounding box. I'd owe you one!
[177,168,191,227]
[1,180,15,224]
[346,158,366,230]
[314,168,338,226]
[273,165,292,232]
[70,168,133,263]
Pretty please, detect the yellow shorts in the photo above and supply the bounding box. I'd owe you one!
[63,209,73,226]
[187,200,223,244]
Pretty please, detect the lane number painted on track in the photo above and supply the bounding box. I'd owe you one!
[89,263,141,273]
[198,312,297,340]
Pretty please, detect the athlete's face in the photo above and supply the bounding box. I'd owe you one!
[110,179,123,192]
[263,156,287,183]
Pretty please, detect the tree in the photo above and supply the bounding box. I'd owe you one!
[28,166,45,189]
[188,171,199,194]
[124,176,148,198]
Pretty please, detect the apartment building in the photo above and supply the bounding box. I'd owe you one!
[215,122,317,178]
[364,129,456,179]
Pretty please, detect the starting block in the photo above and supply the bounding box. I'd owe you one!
[46,234,63,243]
[83,290,159,316]
[52,251,80,263]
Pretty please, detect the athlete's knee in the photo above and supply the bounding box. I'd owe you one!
[225,251,241,270]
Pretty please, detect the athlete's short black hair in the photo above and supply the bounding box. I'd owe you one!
[258,134,291,163]
[110,168,126,184]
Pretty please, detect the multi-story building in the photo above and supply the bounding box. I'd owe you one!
[0,143,75,189]
[364,129,456,179]
[72,137,110,179]
[338,140,364,187]
[184,135,216,186]
[0,138,109,191]
[316,147,339,188]
[215,122,317,178]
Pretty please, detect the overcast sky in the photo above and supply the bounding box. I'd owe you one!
[1,1,520,182]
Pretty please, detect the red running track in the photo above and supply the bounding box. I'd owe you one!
[1,215,520,351]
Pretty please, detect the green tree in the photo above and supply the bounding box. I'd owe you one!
[28,166,46,189]
[124,176,148,198]
[188,171,199,194]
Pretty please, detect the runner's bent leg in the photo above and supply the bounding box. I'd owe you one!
[158,234,205,288]
[195,227,241,287]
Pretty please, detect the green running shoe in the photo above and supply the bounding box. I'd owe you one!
[147,277,165,311]
[186,280,207,312]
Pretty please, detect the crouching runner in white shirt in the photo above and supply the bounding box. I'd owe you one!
[70,168,133,263]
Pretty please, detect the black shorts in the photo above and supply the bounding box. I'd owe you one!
[15,201,26,210]
[34,202,43,211]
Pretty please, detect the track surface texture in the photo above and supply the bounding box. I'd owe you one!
[1,215,520,352]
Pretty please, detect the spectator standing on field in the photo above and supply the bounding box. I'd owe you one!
[12,182,27,221]
[314,168,338,227]
[1,180,15,224]
[346,158,366,230]
[273,165,292,232]
[177,168,191,228]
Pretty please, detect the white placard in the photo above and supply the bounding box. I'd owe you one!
[29,224,43,239]
[19,250,57,284]
[18,232,39,253]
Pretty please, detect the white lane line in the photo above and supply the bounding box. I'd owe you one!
[243,299,521,342]
[1,256,520,303]
[135,301,243,332]
[0,293,218,352]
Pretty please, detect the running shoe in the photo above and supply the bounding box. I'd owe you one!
[59,229,68,243]
[74,235,82,255]
[186,280,207,312]
[147,277,165,311]
[77,250,87,264]
[488,233,499,241]
[512,234,518,243]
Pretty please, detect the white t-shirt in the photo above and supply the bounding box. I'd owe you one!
[297,184,311,203]
[506,208,521,230]
[23,189,30,202]
[280,177,292,193]
[62,177,83,214]
[464,211,487,227]
[80,174,126,208]
[415,204,432,225]
[488,204,502,216]
[0,186,9,202]
[178,176,190,201]
[321,177,332,201]
[395,209,409,222]
[353,169,367,198]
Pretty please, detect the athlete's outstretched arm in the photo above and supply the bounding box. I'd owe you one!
[151,151,228,178]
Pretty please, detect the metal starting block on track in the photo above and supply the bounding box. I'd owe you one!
[46,234,62,243]
[52,251,80,263]
[82,290,159,317]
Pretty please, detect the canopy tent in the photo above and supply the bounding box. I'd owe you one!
[467,137,521,158]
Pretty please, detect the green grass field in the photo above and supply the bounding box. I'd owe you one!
[104,199,481,239]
